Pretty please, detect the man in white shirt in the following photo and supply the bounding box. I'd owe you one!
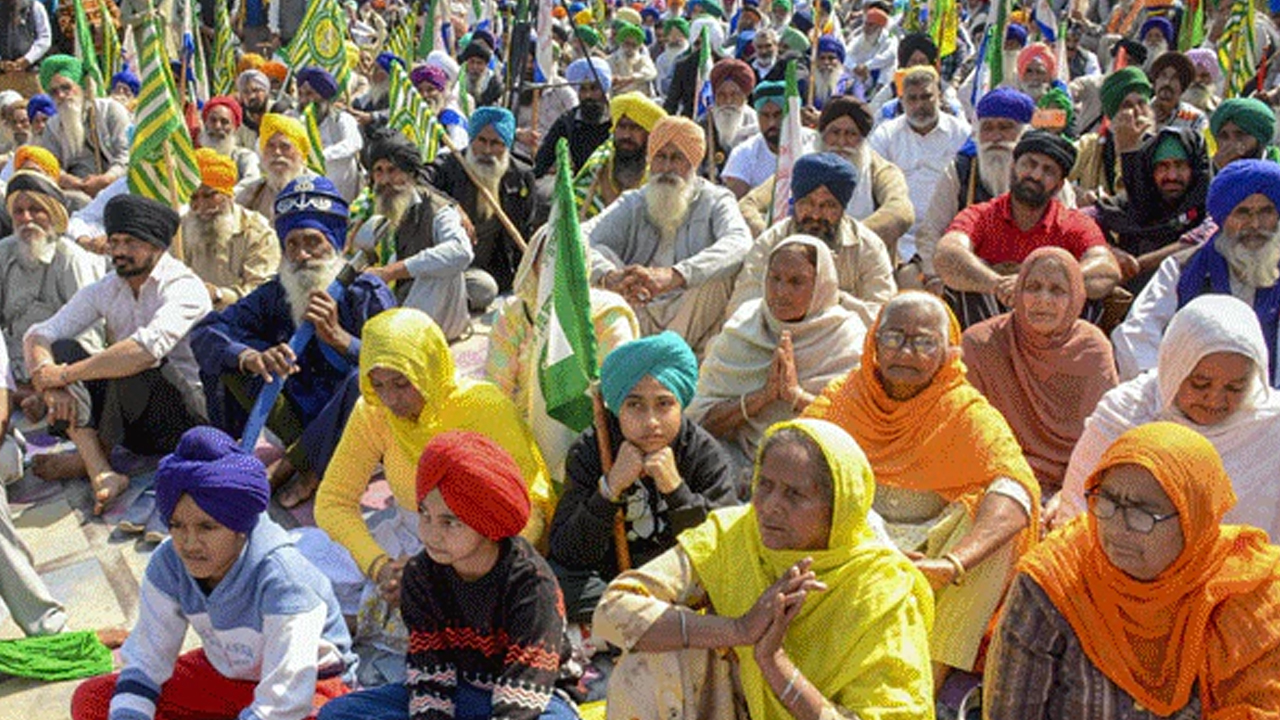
[24,195,211,515]
[295,66,364,202]
[868,65,972,264]
[723,80,814,198]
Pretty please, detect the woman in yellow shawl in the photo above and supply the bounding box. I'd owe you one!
[315,308,553,616]
[593,418,934,720]
[803,291,1040,694]
[986,422,1280,718]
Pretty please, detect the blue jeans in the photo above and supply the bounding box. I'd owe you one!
[317,681,580,720]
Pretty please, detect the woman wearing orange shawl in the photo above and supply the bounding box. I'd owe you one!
[986,422,1280,718]
[962,248,1118,496]
[804,291,1040,691]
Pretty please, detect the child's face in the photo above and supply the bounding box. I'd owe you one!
[418,489,500,581]
[168,495,247,589]
[618,375,682,454]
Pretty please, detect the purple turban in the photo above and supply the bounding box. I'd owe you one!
[411,64,448,91]
[155,427,270,534]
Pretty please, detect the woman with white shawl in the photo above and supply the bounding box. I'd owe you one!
[1048,294,1280,539]
[687,236,868,478]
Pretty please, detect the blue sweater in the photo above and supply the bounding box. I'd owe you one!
[109,518,356,720]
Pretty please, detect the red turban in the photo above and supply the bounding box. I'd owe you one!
[1017,42,1056,79]
[710,58,756,95]
[203,95,243,128]
[416,431,531,541]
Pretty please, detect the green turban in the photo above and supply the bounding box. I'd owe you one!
[1099,66,1152,120]
[1037,86,1075,136]
[664,17,691,37]
[1211,98,1276,147]
[39,55,84,92]
[576,25,603,48]
[616,21,645,46]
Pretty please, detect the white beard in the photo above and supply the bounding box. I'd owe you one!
[978,142,1016,196]
[278,254,344,327]
[181,206,239,266]
[15,223,55,269]
[1143,41,1169,70]
[464,145,509,222]
[199,129,238,157]
[57,95,86,157]
[1220,227,1280,290]
[813,68,840,103]
[365,81,390,106]
[644,172,695,242]
[374,184,417,229]
[265,161,305,192]
[713,104,746,145]
[817,135,869,171]
[1019,80,1048,100]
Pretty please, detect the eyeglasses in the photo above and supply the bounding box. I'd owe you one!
[1085,490,1179,534]
[876,329,941,355]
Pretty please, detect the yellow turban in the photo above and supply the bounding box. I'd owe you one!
[610,91,667,133]
[259,113,311,157]
[574,9,594,25]
[13,145,60,180]
[648,115,706,168]
[196,148,239,195]
[237,53,267,74]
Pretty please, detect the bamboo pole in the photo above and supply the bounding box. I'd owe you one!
[591,386,632,572]
[436,127,529,253]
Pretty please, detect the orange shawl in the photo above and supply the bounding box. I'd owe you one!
[804,293,1040,544]
[1022,422,1280,716]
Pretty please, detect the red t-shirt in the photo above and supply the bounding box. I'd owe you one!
[946,194,1106,265]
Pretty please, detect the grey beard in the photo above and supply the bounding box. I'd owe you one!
[817,137,869,171]
[813,70,839,102]
[645,173,695,241]
[279,255,344,327]
[181,207,239,266]
[375,185,417,229]
[199,129,238,157]
[464,146,509,222]
[15,224,55,269]
[266,163,305,192]
[1220,228,1280,290]
[713,105,745,145]
[978,145,1015,196]
[58,96,86,157]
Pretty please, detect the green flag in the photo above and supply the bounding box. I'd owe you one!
[97,0,121,77]
[303,103,328,175]
[211,0,238,95]
[72,0,105,95]
[418,0,439,59]
[986,0,1010,88]
[536,138,599,433]
[286,0,351,91]
[127,14,201,204]
[388,61,438,161]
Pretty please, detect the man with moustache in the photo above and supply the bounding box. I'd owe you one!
[609,22,658,96]
[362,131,473,341]
[0,171,103,425]
[844,5,897,97]
[723,81,814,199]
[235,113,315,222]
[1113,161,1280,384]
[459,30,504,110]
[1092,127,1211,293]
[191,176,396,507]
[1210,98,1279,170]
[935,131,1121,328]
[234,69,274,148]
[174,149,280,312]
[585,115,752,354]
[533,57,613,177]
[295,67,364,202]
[916,88,1037,285]
[1147,51,1206,134]
[427,107,540,312]
[809,35,854,110]
[726,153,896,326]
[655,17,691,97]
[23,195,210,515]
[574,92,667,219]
[705,58,758,170]
[198,96,261,190]
[35,55,131,199]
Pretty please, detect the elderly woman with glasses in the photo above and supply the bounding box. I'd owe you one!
[985,422,1280,717]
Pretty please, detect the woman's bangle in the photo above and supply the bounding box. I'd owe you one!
[678,607,690,648]
[943,552,966,585]
[739,393,751,421]
[781,666,801,703]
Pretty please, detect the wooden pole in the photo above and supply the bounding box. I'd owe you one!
[160,142,185,259]
[806,6,823,107]
[591,386,632,572]
[436,127,529,253]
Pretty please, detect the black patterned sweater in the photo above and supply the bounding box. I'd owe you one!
[401,536,579,720]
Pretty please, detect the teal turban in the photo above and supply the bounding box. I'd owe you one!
[1099,66,1152,119]
[1211,98,1276,147]
[601,332,699,412]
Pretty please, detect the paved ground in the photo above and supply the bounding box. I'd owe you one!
[0,316,495,719]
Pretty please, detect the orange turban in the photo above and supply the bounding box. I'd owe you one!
[196,148,238,195]
[648,116,706,168]
[237,53,267,74]
[1017,42,1057,79]
[13,144,60,180]
[261,61,288,82]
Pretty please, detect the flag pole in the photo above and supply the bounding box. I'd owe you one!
[435,128,529,253]
[591,385,632,572]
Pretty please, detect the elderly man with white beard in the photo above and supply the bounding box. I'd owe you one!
[843,4,896,97]
[725,152,896,326]
[426,107,540,313]
[810,35,855,110]
[585,115,752,354]
[173,149,280,312]
[235,113,316,222]
[361,130,473,341]
[295,67,364,202]
[35,55,130,199]
[705,58,759,171]
[655,17,691,97]
[0,171,103,422]
[609,22,659,96]
[1113,161,1280,385]
[198,96,261,191]
[191,176,397,508]
[739,97,914,249]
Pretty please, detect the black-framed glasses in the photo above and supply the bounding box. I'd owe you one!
[876,329,941,355]
[1085,490,1179,534]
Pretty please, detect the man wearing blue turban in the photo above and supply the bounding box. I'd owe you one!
[532,57,615,177]
[296,66,365,202]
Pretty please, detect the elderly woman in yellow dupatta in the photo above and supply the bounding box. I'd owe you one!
[315,308,554,601]
[986,422,1280,718]
[594,418,934,720]
[803,291,1040,692]
[687,236,868,477]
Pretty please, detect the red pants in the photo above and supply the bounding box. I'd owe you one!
[71,649,349,720]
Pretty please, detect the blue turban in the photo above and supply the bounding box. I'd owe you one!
[296,66,339,100]
[566,57,613,94]
[155,427,270,535]
[601,332,699,412]
[641,6,661,21]
[1005,23,1028,47]
[976,87,1036,124]
[817,34,845,63]
[753,80,786,111]
[1207,159,1280,227]
[792,152,858,207]
[26,94,55,121]
[1140,16,1174,45]
[110,70,140,96]
[274,175,350,249]
[469,106,516,148]
[376,51,406,73]
[569,1,587,14]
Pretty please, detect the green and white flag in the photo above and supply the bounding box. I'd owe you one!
[127,13,201,204]
[535,138,599,433]
[211,0,238,95]
[769,61,802,226]
[286,0,351,91]
[72,0,105,95]
[303,103,328,175]
[387,61,437,161]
